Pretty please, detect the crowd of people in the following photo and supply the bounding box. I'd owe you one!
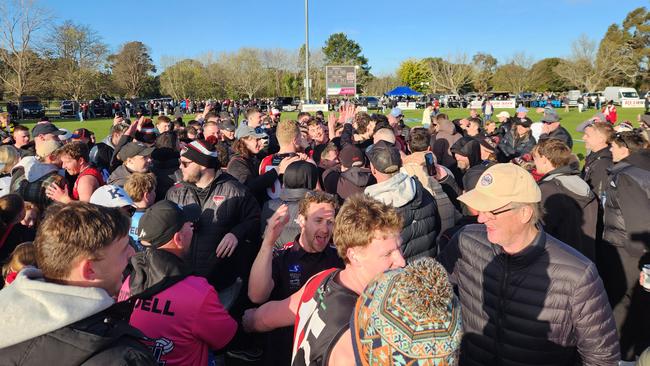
[0,99,649,365]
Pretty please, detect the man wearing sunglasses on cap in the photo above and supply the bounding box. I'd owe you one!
[439,163,619,365]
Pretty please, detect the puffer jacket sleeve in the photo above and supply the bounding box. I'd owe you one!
[438,230,462,285]
[228,191,261,245]
[571,262,620,365]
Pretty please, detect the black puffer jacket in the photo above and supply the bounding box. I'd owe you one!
[439,224,620,366]
[364,173,438,261]
[581,147,613,200]
[602,151,650,257]
[166,170,260,290]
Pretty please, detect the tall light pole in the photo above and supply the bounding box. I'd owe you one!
[304,0,310,103]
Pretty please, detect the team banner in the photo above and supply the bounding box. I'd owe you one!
[326,66,357,96]
[301,104,329,112]
[621,99,645,108]
[470,100,516,109]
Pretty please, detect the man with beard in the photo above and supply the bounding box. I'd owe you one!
[249,192,343,365]
[166,140,260,294]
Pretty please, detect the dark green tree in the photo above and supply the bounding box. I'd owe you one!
[528,58,568,91]
[322,33,372,93]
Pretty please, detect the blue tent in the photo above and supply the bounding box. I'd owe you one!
[385,86,422,97]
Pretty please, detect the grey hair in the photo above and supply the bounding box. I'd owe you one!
[510,202,543,225]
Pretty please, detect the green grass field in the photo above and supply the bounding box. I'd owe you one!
[15,107,647,162]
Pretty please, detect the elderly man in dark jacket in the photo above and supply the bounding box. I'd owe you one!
[539,110,574,149]
[440,163,620,366]
[167,140,260,291]
[364,140,439,261]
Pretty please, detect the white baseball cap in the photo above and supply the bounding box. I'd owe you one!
[90,185,134,208]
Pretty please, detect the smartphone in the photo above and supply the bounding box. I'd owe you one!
[425,152,435,176]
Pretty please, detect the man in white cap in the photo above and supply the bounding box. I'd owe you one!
[439,163,619,365]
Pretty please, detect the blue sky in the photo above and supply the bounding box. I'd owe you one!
[41,0,646,75]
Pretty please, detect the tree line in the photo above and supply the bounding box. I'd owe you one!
[0,0,647,102]
[396,7,649,95]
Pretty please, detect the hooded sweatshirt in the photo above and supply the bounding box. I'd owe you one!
[9,156,64,209]
[119,249,237,366]
[322,164,375,200]
[431,120,462,168]
[539,165,598,260]
[0,268,153,365]
[365,172,439,261]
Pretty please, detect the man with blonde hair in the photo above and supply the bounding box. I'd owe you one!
[243,194,406,366]
[259,119,306,200]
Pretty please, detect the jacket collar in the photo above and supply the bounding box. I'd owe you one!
[492,226,547,270]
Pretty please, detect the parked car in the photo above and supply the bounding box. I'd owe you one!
[59,100,79,118]
[567,90,582,107]
[584,92,604,105]
[603,86,639,105]
[19,96,45,119]
[357,96,380,110]
[274,96,298,111]
[445,95,468,108]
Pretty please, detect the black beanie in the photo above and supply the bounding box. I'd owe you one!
[181,140,219,169]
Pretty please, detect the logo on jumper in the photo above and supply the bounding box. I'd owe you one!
[480,173,493,186]
[143,336,174,366]
[213,195,225,204]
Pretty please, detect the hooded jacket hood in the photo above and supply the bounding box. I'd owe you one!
[127,249,190,299]
[364,172,416,208]
[451,137,482,167]
[541,165,593,199]
[340,166,374,187]
[13,156,60,183]
[0,267,115,349]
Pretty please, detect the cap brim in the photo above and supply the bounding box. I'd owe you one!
[138,147,155,157]
[52,129,66,135]
[458,189,512,212]
[576,120,593,132]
